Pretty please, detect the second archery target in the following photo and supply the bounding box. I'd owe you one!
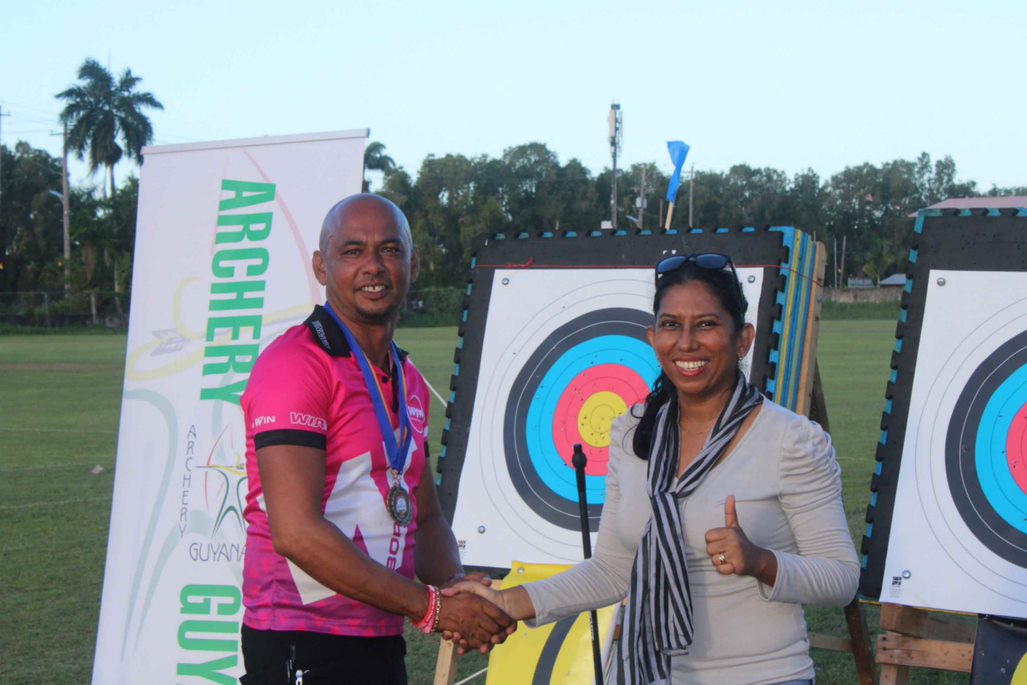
[879,269,1027,616]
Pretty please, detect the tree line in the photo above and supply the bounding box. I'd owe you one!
[0,141,138,300]
[0,57,160,319]
[3,59,1025,311]
[373,144,1024,289]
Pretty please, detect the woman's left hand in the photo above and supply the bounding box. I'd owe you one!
[704,495,778,586]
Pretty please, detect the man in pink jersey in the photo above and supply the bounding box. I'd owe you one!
[240,194,513,684]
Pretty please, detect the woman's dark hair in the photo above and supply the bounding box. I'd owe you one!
[631,258,749,459]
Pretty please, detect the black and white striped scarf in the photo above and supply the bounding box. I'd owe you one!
[624,371,763,684]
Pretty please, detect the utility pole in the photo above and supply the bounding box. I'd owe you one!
[833,237,838,288]
[636,165,647,229]
[0,105,4,227]
[61,123,71,295]
[608,102,622,230]
[0,105,9,234]
[840,235,847,288]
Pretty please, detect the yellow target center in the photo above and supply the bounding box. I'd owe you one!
[1013,652,1027,685]
[578,392,629,448]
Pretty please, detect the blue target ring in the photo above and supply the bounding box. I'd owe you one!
[946,330,1027,566]
[504,309,657,530]
[976,364,1027,534]
[525,335,660,504]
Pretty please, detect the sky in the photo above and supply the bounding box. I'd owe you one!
[2,0,1024,192]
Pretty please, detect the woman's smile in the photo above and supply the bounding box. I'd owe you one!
[648,280,752,403]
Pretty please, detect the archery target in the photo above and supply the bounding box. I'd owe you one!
[452,266,763,567]
[882,270,1027,617]
[508,309,659,522]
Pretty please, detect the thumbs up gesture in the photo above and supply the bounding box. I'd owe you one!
[723,493,740,527]
[704,495,778,585]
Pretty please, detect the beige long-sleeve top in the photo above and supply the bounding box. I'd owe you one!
[523,400,859,685]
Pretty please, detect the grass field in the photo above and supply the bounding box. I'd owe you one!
[0,322,965,684]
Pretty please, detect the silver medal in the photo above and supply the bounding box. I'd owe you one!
[387,483,412,526]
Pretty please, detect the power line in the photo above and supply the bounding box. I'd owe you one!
[6,112,58,125]
[5,128,55,135]
[0,99,61,119]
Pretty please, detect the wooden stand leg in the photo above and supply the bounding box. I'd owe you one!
[807,358,877,683]
[879,663,910,685]
[844,599,877,685]
[809,363,830,432]
[433,638,458,685]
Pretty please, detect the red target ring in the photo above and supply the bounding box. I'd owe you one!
[551,364,651,476]
[1008,403,1027,495]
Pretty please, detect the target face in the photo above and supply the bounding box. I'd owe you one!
[947,329,1027,566]
[882,270,1027,617]
[506,309,659,527]
[451,266,763,567]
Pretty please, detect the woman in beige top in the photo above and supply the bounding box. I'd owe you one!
[450,253,859,684]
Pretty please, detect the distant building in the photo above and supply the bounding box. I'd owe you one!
[910,196,1027,217]
[880,273,907,287]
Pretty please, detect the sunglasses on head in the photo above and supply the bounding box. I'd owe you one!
[655,252,739,286]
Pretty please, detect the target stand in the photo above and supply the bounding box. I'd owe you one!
[859,207,1027,683]
[428,224,878,683]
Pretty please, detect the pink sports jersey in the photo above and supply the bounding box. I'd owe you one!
[240,306,431,636]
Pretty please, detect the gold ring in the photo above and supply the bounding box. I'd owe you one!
[717,553,726,565]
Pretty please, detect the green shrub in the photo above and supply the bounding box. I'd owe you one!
[820,300,901,321]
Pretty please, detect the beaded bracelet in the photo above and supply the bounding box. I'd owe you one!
[413,585,440,635]
[431,590,443,633]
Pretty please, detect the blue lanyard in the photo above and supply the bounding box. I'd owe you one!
[324,303,412,474]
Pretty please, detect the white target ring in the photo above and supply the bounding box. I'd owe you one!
[882,269,1027,617]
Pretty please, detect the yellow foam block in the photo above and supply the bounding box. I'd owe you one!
[486,561,620,685]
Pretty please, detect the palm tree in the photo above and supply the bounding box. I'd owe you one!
[363,141,397,192]
[56,58,164,196]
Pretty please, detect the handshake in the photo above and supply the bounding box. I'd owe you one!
[431,574,520,654]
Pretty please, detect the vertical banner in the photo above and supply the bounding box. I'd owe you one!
[93,130,367,684]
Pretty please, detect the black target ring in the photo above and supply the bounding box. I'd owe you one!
[503,308,656,530]
[946,330,1027,568]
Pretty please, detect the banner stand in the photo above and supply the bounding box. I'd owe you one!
[92,129,367,684]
